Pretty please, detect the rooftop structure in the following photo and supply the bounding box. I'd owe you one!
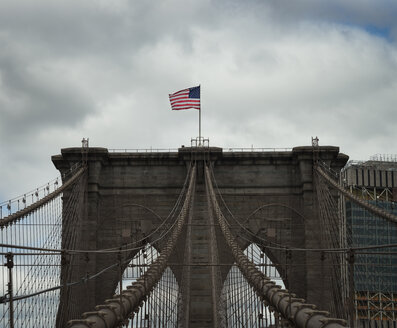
[342,158,397,325]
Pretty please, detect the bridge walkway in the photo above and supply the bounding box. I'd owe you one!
[188,182,216,327]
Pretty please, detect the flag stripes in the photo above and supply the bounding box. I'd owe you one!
[169,86,200,110]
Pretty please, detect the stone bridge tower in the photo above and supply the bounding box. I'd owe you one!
[52,145,348,325]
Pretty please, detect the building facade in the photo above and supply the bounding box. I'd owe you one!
[343,157,397,326]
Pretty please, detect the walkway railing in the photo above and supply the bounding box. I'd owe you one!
[108,148,179,153]
[225,147,292,152]
[108,147,293,153]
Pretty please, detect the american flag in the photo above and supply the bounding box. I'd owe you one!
[169,86,200,110]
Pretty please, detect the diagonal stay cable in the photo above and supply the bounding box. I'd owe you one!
[205,164,347,328]
[66,164,196,328]
[0,257,133,304]
[0,166,86,228]
[208,162,338,252]
[208,162,397,254]
[316,165,397,224]
[0,164,194,255]
[79,162,194,253]
[207,162,306,251]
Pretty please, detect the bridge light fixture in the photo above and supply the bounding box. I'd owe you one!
[311,136,319,147]
[81,138,89,149]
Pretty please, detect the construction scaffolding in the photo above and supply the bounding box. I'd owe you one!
[342,158,397,327]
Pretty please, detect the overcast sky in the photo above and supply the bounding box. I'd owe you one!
[1,0,397,201]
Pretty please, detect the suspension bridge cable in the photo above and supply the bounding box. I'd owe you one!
[0,169,189,255]
[0,166,86,228]
[1,164,194,258]
[207,164,397,254]
[0,162,82,208]
[0,256,135,304]
[2,163,192,323]
[75,162,194,253]
[316,165,397,224]
[207,163,315,251]
[2,174,88,327]
[3,237,396,255]
[66,164,196,328]
[205,164,347,328]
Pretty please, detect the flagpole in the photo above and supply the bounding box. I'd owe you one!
[199,84,201,146]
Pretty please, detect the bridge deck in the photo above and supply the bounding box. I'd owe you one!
[189,184,215,326]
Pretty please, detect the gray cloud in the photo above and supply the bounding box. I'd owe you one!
[1,0,397,201]
[0,50,94,138]
[262,0,397,37]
